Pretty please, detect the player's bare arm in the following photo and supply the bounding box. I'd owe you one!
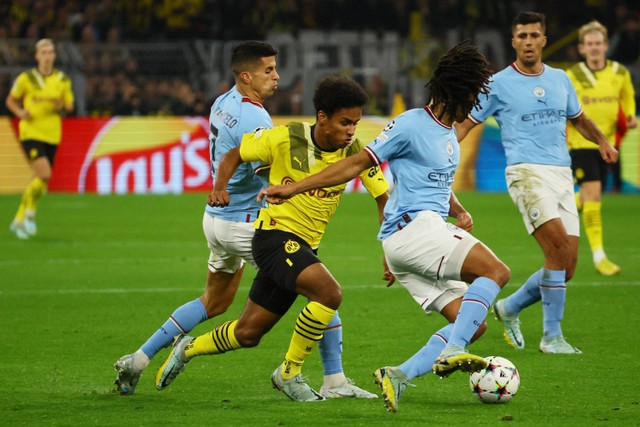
[208,146,243,207]
[448,191,473,232]
[570,113,619,164]
[5,95,30,120]
[374,191,395,286]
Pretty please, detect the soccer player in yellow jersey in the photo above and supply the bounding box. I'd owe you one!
[567,21,637,276]
[154,75,389,402]
[5,38,74,239]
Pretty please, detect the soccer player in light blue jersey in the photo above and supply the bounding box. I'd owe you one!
[456,12,618,355]
[114,41,376,399]
[260,41,510,412]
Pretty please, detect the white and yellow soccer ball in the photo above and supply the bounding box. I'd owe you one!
[469,356,520,404]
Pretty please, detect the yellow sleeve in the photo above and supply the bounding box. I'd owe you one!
[348,138,389,198]
[239,126,281,164]
[9,73,27,100]
[359,165,389,198]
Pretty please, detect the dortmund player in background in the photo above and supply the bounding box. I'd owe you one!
[566,20,637,276]
[5,38,74,240]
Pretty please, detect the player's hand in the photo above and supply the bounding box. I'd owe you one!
[455,211,473,232]
[53,99,64,113]
[257,185,295,204]
[18,109,31,120]
[382,257,396,287]
[599,141,619,165]
[208,189,230,207]
[627,115,637,129]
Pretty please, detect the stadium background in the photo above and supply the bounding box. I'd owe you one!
[1,0,639,194]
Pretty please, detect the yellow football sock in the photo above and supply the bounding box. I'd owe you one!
[16,177,47,221]
[574,192,582,211]
[583,201,603,253]
[26,177,47,212]
[184,320,240,358]
[15,197,28,222]
[281,301,336,379]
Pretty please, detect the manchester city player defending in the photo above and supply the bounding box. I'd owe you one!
[114,42,376,399]
[153,75,389,402]
[260,41,510,412]
[456,12,618,354]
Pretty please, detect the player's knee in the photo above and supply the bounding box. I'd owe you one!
[487,260,510,287]
[201,295,233,318]
[322,286,342,310]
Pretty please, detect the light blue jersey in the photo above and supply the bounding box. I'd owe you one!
[205,85,273,222]
[470,63,582,167]
[365,107,458,240]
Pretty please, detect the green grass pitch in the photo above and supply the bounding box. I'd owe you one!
[1,192,639,426]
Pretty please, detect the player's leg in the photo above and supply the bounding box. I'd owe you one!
[155,297,283,390]
[318,310,377,398]
[272,261,339,400]
[581,179,619,275]
[573,150,619,275]
[114,267,243,395]
[501,164,581,354]
[433,240,509,377]
[532,219,581,354]
[114,214,251,394]
[11,142,51,238]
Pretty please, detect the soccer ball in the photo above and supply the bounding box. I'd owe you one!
[469,356,520,404]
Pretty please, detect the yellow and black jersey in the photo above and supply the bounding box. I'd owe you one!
[566,60,635,150]
[9,68,74,144]
[239,121,389,248]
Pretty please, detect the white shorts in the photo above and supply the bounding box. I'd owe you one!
[382,210,479,313]
[202,212,258,273]
[505,164,579,236]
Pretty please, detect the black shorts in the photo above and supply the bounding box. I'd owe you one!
[21,140,58,165]
[248,229,321,315]
[570,149,606,184]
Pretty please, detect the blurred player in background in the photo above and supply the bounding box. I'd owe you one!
[114,43,377,399]
[566,20,637,276]
[6,38,74,239]
[456,12,618,354]
[153,75,389,402]
[260,41,509,413]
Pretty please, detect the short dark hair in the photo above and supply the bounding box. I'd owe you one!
[231,41,278,75]
[426,40,492,121]
[313,75,368,117]
[512,11,546,33]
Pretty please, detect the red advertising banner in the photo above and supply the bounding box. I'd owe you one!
[50,117,212,193]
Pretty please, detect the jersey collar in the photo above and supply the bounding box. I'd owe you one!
[424,106,451,129]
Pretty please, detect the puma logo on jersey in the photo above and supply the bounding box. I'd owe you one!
[292,156,306,168]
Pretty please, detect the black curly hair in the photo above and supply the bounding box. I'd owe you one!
[426,40,492,122]
[313,75,368,118]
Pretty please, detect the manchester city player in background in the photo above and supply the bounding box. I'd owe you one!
[456,12,618,355]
